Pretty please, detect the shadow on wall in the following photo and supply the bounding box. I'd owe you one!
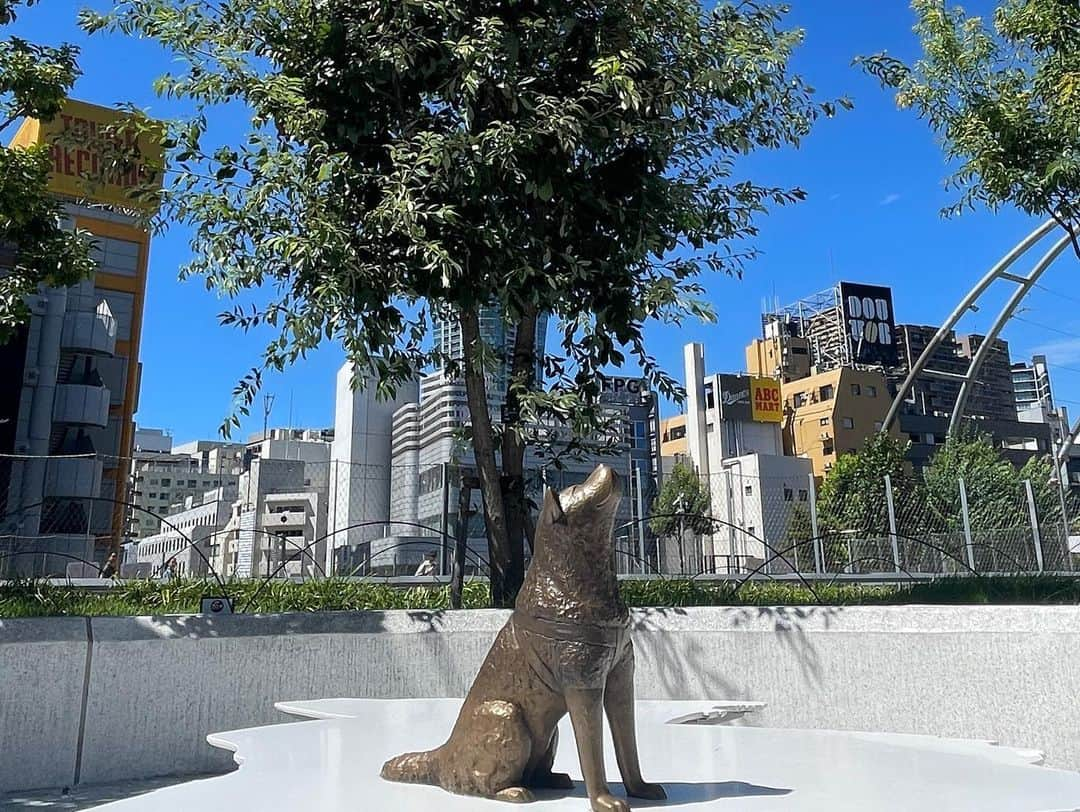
[630,605,844,699]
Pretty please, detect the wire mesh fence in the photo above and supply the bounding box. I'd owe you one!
[0,451,1076,581]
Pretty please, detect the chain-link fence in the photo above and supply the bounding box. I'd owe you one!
[648,466,1077,578]
[1,451,1076,580]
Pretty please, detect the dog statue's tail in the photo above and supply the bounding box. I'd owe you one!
[381,748,440,785]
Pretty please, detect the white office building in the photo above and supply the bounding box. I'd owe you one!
[682,342,812,572]
[133,485,236,578]
[326,363,420,573]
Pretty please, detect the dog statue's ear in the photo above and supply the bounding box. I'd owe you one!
[544,486,567,525]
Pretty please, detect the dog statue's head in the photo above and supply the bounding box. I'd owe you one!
[539,464,622,540]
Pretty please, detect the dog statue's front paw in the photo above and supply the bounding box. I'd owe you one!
[591,793,631,812]
[626,781,666,801]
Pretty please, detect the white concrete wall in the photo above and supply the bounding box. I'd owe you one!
[3,606,1080,792]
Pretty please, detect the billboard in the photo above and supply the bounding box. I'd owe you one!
[750,377,783,423]
[839,282,898,367]
[9,99,163,211]
[599,376,652,406]
[714,374,751,421]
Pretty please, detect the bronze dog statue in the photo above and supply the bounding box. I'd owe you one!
[382,464,664,811]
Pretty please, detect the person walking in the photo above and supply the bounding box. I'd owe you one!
[413,551,438,577]
[99,552,119,579]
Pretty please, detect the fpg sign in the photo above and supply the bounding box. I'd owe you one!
[750,377,782,423]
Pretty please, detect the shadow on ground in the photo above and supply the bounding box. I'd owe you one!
[0,774,221,811]
[534,780,791,806]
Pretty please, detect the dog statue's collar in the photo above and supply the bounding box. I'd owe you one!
[511,610,627,646]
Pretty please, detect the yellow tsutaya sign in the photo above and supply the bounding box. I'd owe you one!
[9,98,163,211]
[750,376,783,423]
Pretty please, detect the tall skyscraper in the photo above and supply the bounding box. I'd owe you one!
[432,305,548,397]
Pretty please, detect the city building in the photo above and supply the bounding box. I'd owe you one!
[171,439,247,476]
[659,415,688,458]
[327,363,419,573]
[133,427,173,456]
[0,99,162,575]
[133,485,236,578]
[756,282,1049,470]
[217,455,329,578]
[777,367,895,478]
[432,305,549,393]
[129,454,238,540]
[706,452,814,574]
[680,341,812,572]
[1013,355,1054,413]
[381,370,662,575]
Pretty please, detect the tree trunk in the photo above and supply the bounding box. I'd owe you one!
[499,304,538,599]
[459,307,515,607]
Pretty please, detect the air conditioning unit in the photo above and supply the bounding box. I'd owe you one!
[819,432,831,440]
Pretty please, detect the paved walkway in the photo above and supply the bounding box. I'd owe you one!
[1,775,220,810]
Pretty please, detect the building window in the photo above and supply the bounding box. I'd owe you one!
[149,492,157,498]
[161,478,170,486]
[793,392,807,408]
[908,433,922,443]
[823,438,835,455]
[632,421,648,450]
[819,384,834,401]
[188,480,197,487]
[783,486,793,502]
[850,383,861,396]
[841,417,854,429]
[150,478,159,485]
[798,489,808,502]
[704,382,715,410]
[819,417,829,426]
[866,385,878,397]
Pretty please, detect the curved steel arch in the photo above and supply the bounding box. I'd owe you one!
[881,219,1074,436]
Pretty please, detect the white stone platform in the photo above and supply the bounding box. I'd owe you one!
[88,699,1080,811]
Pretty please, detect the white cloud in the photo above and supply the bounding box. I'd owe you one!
[1029,337,1080,366]
[879,193,902,206]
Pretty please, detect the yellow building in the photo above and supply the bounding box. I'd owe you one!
[780,367,898,479]
[2,100,162,572]
[746,333,811,383]
[659,414,688,458]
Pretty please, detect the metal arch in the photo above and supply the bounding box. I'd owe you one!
[948,232,1073,435]
[882,218,1062,433]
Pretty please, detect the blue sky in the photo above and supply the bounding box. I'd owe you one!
[9,1,1080,442]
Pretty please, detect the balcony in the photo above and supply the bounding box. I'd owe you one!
[53,384,110,427]
[44,456,103,500]
[263,509,309,529]
[61,305,117,356]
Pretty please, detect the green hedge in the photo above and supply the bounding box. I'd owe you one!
[1,575,1078,618]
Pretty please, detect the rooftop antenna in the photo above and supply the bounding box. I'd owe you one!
[262,393,275,448]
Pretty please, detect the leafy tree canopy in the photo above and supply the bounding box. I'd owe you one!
[860,0,1080,252]
[817,433,911,535]
[650,460,712,537]
[0,0,93,338]
[87,0,842,604]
